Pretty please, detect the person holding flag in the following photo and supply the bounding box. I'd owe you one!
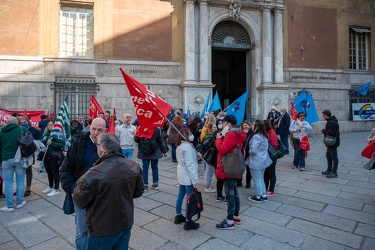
[41,120,65,197]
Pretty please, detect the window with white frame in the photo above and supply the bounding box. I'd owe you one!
[349,27,370,70]
[59,4,94,57]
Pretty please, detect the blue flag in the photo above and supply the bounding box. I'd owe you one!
[355,81,371,96]
[294,91,319,124]
[187,106,192,122]
[208,91,222,112]
[225,91,248,125]
[200,92,211,119]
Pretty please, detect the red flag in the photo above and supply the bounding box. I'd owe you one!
[89,95,104,119]
[120,68,173,138]
[290,101,298,120]
[107,108,116,134]
[23,109,28,118]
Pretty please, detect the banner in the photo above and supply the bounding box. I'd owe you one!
[352,103,375,121]
[225,91,248,125]
[0,108,45,126]
[208,91,222,112]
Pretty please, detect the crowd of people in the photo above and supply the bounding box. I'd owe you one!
[0,105,344,248]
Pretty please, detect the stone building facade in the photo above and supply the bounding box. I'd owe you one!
[0,0,374,132]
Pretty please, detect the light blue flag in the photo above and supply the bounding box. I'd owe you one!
[225,91,248,125]
[208,91,222,112]
[355,81,371,96]
[294,91,319,124]
[200,92,211,119]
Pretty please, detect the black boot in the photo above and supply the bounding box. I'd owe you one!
[183,220,200,230]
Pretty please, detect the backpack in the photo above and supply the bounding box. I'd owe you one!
[139,135,158,155]
[221,133,246,178]
[186,188,204,221]
[18,127,37,157]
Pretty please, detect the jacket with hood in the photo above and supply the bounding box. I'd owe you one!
[0,123,29,162]
[215,129,247,179]
[322,116,340,147]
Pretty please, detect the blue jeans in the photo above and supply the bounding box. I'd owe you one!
[293,138,305,168]
[74,201,88,250]
[204,162,215,188]
[121,148,134,160]
[175,184,194,220]
[250,168,266,196]
[223,179,240,220]
[2,158,25,208]
[280,135,289,154]
[142,159,159,186]
[171,143,177,161]
[87,227,132,250]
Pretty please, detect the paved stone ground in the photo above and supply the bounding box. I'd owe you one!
[0,132,375,250]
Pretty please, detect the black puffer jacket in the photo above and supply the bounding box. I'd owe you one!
[322,116,340,147]
[73,153,144,236]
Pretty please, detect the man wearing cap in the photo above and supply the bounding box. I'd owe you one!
[267,106,281,129]
[115,114,136,160]
[289,112,312,171]
[215,115,247,230]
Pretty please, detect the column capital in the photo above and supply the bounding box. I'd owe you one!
[184,0,196,4]
[198,0,209,5]
[273,6,285,13]
[260,5,272,12]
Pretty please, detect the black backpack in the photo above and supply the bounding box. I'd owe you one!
[18,127,37,157]
[186,188,204,222]
[139,135,158,155]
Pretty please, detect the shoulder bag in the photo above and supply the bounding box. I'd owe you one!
[221,134,245,178]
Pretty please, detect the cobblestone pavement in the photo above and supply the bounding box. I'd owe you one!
[0,132,374,249]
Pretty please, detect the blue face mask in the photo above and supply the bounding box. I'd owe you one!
[22,124,28,128]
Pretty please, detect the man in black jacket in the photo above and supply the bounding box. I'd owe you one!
[276,108,291,154]
[60,117,107,250]
[320,110,340,178]
[73,133,144,250]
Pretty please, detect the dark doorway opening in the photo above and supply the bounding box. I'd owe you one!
[212,49,247,114]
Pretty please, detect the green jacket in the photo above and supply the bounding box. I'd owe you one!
[0,124,30,162]
[42,130,65,157]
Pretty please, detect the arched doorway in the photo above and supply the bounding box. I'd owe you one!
[211,21,251,119]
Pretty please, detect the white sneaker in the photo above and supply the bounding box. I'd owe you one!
[204,187,217,193]
[47,190,60,197]
[0,206,14,212]
[42,187,53,194]
[16,201,26,209]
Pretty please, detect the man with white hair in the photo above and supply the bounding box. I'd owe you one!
[115,114,136,160]
[267,105,281,129]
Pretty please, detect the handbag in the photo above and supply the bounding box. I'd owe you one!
[36,150,46,161]
[221,134,245,178]
[323,135,336,147]
[361,141,375,159]
[203,147,217,166]
[268,139,286,160]
[63,193,75,215]
[195,139,204,155]
[299,136,310,151]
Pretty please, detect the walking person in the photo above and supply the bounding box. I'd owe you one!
[115,113,136,160]
[41,120,65,197]
[320,110,340,178]
[289,112,312,171]
[134,127,168,192]
[264,120,278,196]
[0,116,30,211]
[276,107,291,154]
[246,120,273,203]
[60,117,107,249]
[215,115,246,229]
[73,133,144,250]
[174,128,200,230]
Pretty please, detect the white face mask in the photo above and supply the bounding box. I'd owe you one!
[218,124,223,129]
[188,134,194,142]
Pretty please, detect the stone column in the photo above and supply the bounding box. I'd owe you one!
[198,0,209,83]
[274,7,284,84]
[262,6,272,84]
[184,0,196,83]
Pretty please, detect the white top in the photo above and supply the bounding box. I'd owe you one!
[289,119,312,140]
[176,141,199,185]
[115,123,136,148]
[246,134,272,170]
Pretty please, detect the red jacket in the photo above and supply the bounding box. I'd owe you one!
[215,129,247,179]
[268,129,278,149]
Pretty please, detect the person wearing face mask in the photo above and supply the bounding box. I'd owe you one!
[73,133,144,250]
[267,106,281,129]
[215,119,225,202]
[215,115,247,229]
[289,112,313,171]
[174,128,201,230]
[202,123,218,193]
[276,107,291,154]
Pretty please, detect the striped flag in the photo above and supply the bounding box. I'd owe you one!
[50,96,71,149]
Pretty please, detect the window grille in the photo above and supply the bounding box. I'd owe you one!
[54,78,97,119]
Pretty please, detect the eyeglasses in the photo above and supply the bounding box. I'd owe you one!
[127,116,131,119]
